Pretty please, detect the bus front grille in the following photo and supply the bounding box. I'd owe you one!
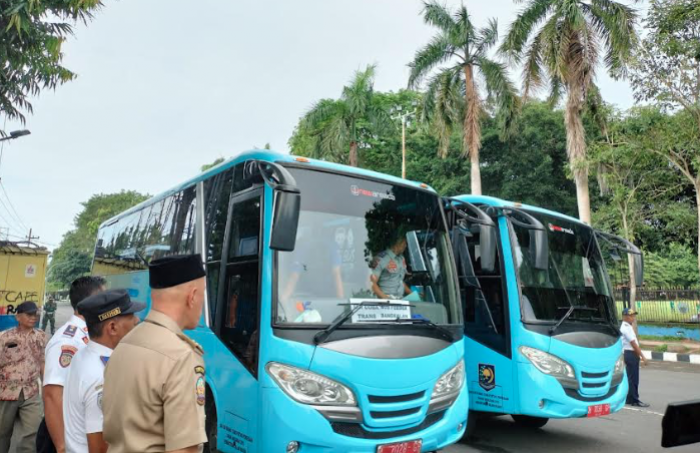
[331,411,445,439]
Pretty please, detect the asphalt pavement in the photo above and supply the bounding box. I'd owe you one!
[10,304,700,453]
[446,360,700,453]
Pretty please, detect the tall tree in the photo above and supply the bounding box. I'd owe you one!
[630,0,700,278]
[591,107,683,300]
[408,2,519,195]
[0,0,102,131]
[501,0,638,224]
[48,190,148,287]
[631,0,700,135]
[294,65,393,167]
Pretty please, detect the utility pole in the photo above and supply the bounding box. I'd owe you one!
[393,111,416,179]
[25,228,40,247]
[401,115,407,179]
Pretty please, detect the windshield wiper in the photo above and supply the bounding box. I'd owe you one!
[380,318,455,343]
[313,301,395,345]
[549,306,601,335]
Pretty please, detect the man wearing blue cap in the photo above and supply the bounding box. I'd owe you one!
[63,290,144,453]
[103,254,207,453]
[0,301,46,453]
[621,308,649,407]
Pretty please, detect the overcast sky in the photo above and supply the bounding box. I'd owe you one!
[1,0,644,249]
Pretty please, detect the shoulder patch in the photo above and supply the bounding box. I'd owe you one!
[194,366,205,375]
[195,375,205,406]
[60,345,78,368]
[82,336,89,345]
[63,325,77,338]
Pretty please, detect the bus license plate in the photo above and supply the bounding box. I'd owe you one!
[587,404,611,417]
[377,440,422,453]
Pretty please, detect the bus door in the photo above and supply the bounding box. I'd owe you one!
[446,200,514,414]
[212,186,264,453]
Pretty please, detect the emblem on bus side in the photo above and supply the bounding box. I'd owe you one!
[478,364,496,391]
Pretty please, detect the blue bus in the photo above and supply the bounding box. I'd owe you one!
[91,150,468,452]
[444,196,642,430]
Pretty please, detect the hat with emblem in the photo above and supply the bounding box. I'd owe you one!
[77,289,146,325]
[148,254,206,289]
[622,308,638,316]
[16,301,38,314]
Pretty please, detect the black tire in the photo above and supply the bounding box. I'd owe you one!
[511,415,549,428]
[203,389,218,453]
[465,410,478,438]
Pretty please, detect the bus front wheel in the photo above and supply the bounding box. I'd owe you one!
[203,388,218,453]
[511,415,549,428]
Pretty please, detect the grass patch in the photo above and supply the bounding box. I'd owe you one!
[639,334,689,342]
[654,344,669,353]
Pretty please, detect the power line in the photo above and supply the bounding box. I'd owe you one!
[0,181,28,231]
[0,195,26,233]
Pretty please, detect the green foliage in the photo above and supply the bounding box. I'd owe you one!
[48,191,148,288]
[48,249,92,289]
[654,344,668,353]
[290,65,393,166]
[644,243,700,288]
[631,0,700,125]
[0,0,103,130]
[201,158,225,172]
[408,2,519,194]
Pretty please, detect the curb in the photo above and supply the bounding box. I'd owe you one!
[642,350,700,364]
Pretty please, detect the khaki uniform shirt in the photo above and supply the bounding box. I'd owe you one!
[102,310,207,453]
[0,327,46,400]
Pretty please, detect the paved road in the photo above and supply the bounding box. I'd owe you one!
[10,305,700,452]
[445,361,700,453]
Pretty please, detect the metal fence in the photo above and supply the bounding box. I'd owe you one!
[614,287,700,324]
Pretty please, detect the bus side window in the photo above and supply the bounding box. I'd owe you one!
[218,192,262,377]
[203,169,234,319]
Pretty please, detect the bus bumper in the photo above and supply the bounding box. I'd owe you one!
[260,386,468,452]
[516,363,628,419]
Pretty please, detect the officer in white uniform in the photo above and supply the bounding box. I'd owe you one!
[38,276,106,453]
[63,289,143,453]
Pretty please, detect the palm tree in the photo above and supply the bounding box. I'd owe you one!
[299,65,393,167]
[408,2,519,195]
[501,0,638,224]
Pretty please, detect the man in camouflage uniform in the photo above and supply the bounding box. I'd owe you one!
[42,297,57,335]
[0,302,47,453]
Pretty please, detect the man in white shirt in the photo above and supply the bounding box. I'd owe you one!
[38,276,106,453]
[620,308,649,408]
[63,289,143,453]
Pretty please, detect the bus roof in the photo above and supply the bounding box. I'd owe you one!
[99,150,436,228]
[453,195,586,226]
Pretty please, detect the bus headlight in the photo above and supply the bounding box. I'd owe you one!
[266,362,357,406]
[614,354,625,374]
[432,361,465,398]
[519,346,575,379]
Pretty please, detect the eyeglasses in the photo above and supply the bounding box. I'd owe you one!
[22,313,39,318]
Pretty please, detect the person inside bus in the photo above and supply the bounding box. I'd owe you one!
[278,225,344,322]
[370,231,413,300]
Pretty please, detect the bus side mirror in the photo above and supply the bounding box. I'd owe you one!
[479,224,497,273]
[507,208,549,271]
[633,253,644,287]
[406,231,428,273]
[531,228,549,271]
[270,189,300,251]
[245,159,302,252]
[662,400,700,448]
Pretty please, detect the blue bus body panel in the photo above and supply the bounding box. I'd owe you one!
[97,160,467,453]
[455,195,627,419]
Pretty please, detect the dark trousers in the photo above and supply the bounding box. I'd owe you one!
[35,418,56,453]
[625,350,640,404]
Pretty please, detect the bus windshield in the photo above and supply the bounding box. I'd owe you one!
[511,211,615,325]
[275,168,461,327]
